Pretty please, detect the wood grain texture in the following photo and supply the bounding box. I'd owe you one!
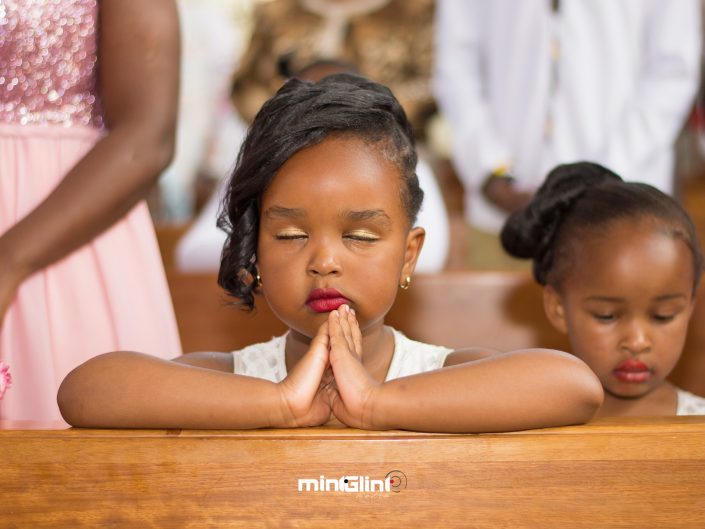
[1,417,704,528]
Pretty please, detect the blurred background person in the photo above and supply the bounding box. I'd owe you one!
[153,0,255,223]
[433,0,702,270]
[231,0,437,140]
[175,0,451,273]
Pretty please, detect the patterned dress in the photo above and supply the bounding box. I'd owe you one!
[677,388,705,416]
[231,0,436,137]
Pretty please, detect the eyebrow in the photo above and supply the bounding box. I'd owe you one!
[263,206,306,219]
[343,209,392,227]
[263,206,392,226]
[584,294,689,303]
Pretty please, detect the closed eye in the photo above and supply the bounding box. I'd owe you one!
[652,314,675,323]
[344,231,380,242]
[592,313,616,322]
[275,230,308,240]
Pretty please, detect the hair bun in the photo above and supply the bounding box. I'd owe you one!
[501,161,621,282]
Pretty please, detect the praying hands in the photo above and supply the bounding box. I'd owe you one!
[274,306,381,429]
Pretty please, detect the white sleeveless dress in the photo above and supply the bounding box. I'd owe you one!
[677,388,705,416]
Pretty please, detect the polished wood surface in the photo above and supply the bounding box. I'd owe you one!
[1,417,704,528]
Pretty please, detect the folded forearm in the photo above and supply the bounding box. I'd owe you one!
[369,350,603,433]
[57,352,282,429]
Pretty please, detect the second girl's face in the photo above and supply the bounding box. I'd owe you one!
[257,135,423,340]
[545,218,695,399]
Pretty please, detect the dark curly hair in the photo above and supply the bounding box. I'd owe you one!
[501,161,703,292]
[217,73,423,310]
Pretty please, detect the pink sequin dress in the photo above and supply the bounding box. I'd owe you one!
[0,0,182,423]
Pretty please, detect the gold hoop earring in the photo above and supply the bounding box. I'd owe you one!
[255,271,262,287]
[399,276,411,290]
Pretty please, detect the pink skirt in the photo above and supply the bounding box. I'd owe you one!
[0,123,182,424]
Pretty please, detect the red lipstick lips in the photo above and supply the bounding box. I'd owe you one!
[306,288,350,313]
[613,358,652,383]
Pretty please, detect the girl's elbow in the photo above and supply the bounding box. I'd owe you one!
[532,349,603,423]
[56,352,124,427]
[579,371,604,421]
[57,368,87,426]
[564,355,604,421]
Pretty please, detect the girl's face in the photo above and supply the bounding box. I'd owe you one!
[256,135,424,341]
[544,218,695,399]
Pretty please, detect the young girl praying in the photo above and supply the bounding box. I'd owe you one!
[501,162,705,416]
[58,74,603,432]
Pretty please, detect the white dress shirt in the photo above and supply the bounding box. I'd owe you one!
[433,0,701,232]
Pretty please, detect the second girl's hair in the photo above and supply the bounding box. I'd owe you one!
[217,73,423,310]
[501,161,704,291]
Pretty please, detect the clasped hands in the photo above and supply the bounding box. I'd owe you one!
[272,305,383,429]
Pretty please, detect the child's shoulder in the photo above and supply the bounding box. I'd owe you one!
[231,334,288,383]
[676,387,705,416]
[386,327,453,380]
[391,328,452,355]
[173,351,234,372]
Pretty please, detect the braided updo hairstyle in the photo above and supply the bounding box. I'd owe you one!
[217,73,423,311]
[500,161,703,292]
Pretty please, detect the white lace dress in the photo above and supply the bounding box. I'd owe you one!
[231,328,452,382]
[677,388,705,415]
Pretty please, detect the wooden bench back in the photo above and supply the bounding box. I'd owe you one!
[167,270,705,396]
[168,271,566,351]
[3,417,705,527]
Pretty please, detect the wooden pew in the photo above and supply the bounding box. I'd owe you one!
[168,271,568,353]
[166,270,705,397]
[2,417,704,528]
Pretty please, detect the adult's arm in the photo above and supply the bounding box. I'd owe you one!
[0,0,179,321]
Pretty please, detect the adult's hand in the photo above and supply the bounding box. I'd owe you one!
[481,174,533,214]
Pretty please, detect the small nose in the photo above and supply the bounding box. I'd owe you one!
[620,319,652,355]
[307,238,342,277]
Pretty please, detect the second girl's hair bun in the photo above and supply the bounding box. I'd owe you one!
[501,161,621,283]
